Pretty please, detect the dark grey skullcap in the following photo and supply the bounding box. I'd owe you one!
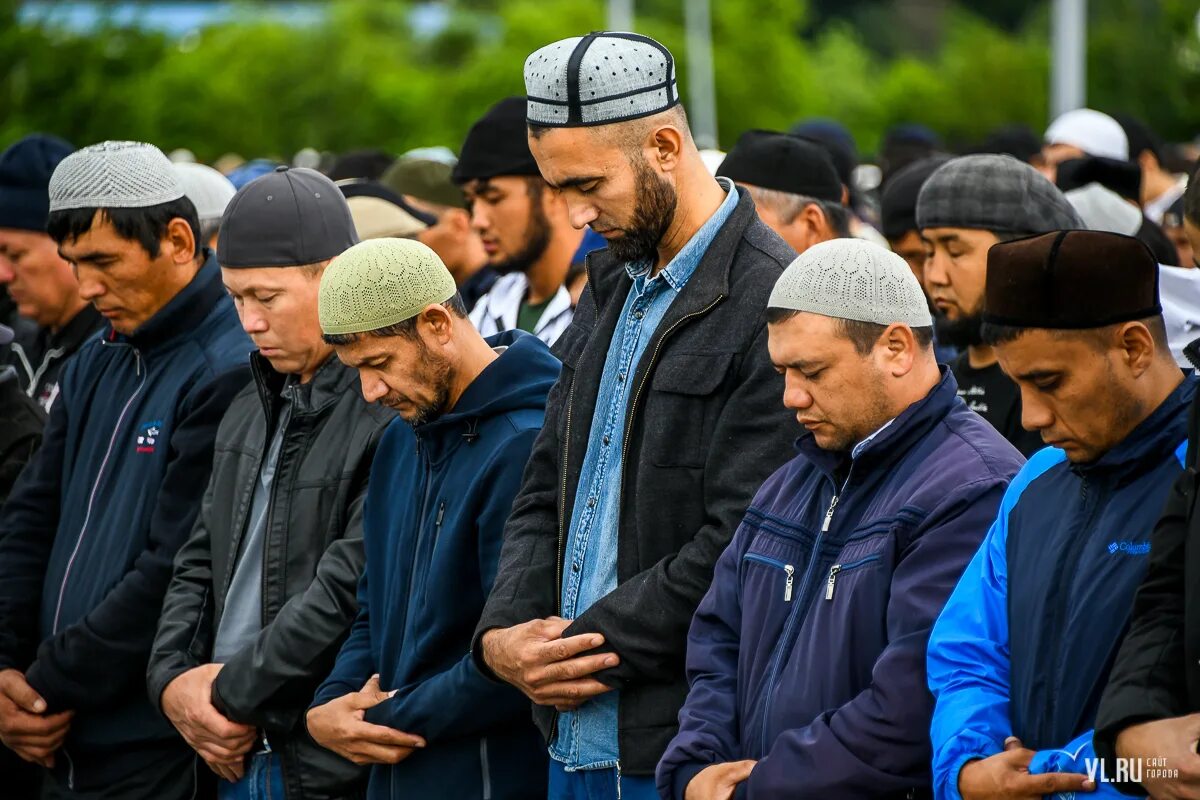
[916,154,1084,234]
[525,32,679,128]
[218,166,359,268]
[717,130,843,203]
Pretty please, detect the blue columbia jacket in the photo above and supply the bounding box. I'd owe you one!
[0,253,252,788]
[927,376,1197,800]
[312,331,558,800]
[657,368,1024,800]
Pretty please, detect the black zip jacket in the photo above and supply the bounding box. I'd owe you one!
[472,189,801,775]
[148,352,394,800]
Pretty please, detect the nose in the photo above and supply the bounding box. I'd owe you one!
[568,200,599,230]
[75,267,105,302]
[923,249,949,289]
[1019,387,1054,432]
[468,201,489,234]
[241,306,268,335]
[782,372,814,411]
[0,255,14,284]
[360,373,388,404]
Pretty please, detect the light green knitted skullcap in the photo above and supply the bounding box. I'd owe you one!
[319,238,457,335]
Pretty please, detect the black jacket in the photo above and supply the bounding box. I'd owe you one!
[472,188,801,775]
[1094,343,1200,793]
[148,353,394,800]
[0,365,43,504]
[7,304,103,413]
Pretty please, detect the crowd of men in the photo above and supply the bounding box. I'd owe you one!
[2,28,1200,800]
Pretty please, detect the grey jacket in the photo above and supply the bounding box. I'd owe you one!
[472,188,801,775]
[148,353,395,800]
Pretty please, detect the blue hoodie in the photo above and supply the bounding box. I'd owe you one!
[313,330,558,800]
[657,368,1024,800]
[0,253,252,788]
[928,375,1196,800]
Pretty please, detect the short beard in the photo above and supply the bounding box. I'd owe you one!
[605,155,678,264]
[382,341,455,426]
[493,183,553,277]
[934,312,983,350]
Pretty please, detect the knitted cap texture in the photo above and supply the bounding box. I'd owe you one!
[769,238,933,328]
[49,141,184,212]
[319,238,457,335]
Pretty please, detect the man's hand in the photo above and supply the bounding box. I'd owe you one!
[959,737,1095,799]
[160,664,256,782]
[685,760,757,800]
[1115,714,1200,800]
[0,669,72,768]
[480,617,618,711]
[306,675,427,766]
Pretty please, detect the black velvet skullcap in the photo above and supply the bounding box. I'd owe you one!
[984,230,1161,330]
[452,96,542,186]
[717,130,843,203]
[879,155,951,239]
[1056,156,1142,203]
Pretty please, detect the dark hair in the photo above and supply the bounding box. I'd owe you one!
[746,186,852,238]
[766,307,933,354]
[47,196,202,258]
[1184,164,1200,227]
[323,294,469,345]
[981,314,1170,351]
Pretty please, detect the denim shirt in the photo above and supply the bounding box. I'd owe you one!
[551,179,739,771]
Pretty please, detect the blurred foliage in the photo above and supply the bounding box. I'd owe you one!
[1,0,1198,161]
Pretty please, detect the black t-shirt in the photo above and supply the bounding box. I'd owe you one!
[950,352,1044,457]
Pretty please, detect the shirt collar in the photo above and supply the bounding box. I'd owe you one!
[851,417,897,460]
[624,177,740,292]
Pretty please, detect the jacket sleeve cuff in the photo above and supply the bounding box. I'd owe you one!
[672,762,708,800]
[470,626,505,684]
[147,663,192,717]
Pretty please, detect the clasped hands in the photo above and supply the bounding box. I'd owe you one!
[481,616,618,711]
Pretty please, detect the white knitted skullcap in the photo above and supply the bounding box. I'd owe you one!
[525,32,679,127]
[1044,109,1129,162]
[172,162,236,223]
[319,238,456,336]
[49,141,185,212]
[769,239,933,328]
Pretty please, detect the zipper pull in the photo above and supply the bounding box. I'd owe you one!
[784,565,795,602]
[135,351,143,376]
[822,495,839,532]
[436,502,445,527]
[826,564,842,600]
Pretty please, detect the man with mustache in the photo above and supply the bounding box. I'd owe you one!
[455,96,587,346]
[471,32,799,800]
[307,238,557,799]
[916,154,1085,456]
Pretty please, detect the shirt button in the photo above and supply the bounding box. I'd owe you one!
[572,562,581,573]
[618,372,626,382]
[603,435,611,446]
[634,310,644,320]
[587,497,597,508]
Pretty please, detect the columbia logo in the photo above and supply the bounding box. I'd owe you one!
[135,420,164,454]
[1107,541,1151,556]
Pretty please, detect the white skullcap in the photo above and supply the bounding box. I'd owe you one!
[769,239,933,328]
[50,141,185,212]
[172,162,236,223]
[1044,109,1129,162]
[1065,183,1143,237]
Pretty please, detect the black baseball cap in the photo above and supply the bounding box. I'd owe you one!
[218,166,359,268]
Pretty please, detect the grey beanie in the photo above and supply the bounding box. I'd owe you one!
[769,239,932,328]
[49,141,184,212]
[525,32,679,127]
[916,154,1084,234]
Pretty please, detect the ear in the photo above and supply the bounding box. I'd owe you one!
[1117,321,1157,377]
[796,203,829,239]
[1136,150,1158,175]
[418,303,455,345]
[163,217,197,266]
[648,125,685,173]
[448,208,471,233]
[879,323,919,377]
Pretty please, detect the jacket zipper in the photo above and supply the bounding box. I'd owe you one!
[759,471,851,752]
[743,553,796,601]
[64,748,76,790]
[479,737,492,800]
[257,402,294,627]
[556,375,577,603]
[52,348,145,633]
[825,554,881,600]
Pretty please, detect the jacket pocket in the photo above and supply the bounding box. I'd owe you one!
[823,554,882,601]
[743,553,796,602]
[645,351,735,467]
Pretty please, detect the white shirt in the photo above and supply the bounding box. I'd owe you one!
[468,271,574,346]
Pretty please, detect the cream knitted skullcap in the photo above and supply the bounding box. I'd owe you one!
[319,238,456,335]
[769,239,932,328]
[49,141,185,211]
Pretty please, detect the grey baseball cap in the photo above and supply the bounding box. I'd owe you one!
[218,166,359,268]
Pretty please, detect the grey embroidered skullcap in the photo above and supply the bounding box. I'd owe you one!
[915,154,1084,234]
[525,32,679,127]
[769,239,933,328]
[49,141,184,212]
[172,162,236,223]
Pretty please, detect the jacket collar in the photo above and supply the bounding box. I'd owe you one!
[796,366,962,482]
[108,249,226,352]
[1074,373,1197,484]
[582,185,758,320]
[49,304,103,352]
[250,350,357,427]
